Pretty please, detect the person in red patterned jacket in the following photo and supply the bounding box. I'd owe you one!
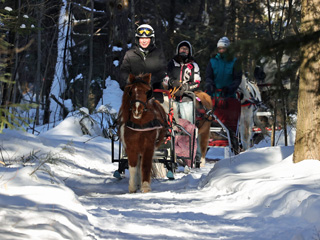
[163,40,202,168]
[164,40,201,124]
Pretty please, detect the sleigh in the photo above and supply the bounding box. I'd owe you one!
[207,97,242,158]
[111,89,199,180]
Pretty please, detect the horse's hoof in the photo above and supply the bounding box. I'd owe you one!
[113,170,122,179]
[141,182,151,193]
[184,166,190,174]
[167,170,174,180]
[129,186,137,193]
[200,158,206,167]
[141,188,151,193]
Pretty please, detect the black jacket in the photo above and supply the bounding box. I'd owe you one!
[119,45,167,90]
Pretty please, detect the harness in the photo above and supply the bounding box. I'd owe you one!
[126,119,163,131]
[238,80,262,110]
[195,96,214,128]
[126,84,169,132]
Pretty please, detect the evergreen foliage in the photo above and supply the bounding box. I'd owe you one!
[0,0,307,131]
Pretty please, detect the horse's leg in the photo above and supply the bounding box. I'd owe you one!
[136,156,141,189]
[199,122,211,167]
[240,107,251,150]
[127,150,139,193]
[140,146,154,193]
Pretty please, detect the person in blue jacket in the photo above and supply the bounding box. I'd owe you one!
[205,37,242,99]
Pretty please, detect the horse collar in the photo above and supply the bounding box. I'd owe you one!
[126,119,163,131]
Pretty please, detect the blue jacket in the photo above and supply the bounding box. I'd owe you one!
[205,53,242,98]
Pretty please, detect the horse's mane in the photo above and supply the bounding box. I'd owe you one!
[240,77,261,102]
[194,90,213,110]
[118,85,131,124]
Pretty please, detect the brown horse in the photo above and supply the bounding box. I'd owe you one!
[118,73,167,193]
[194,90,213,167]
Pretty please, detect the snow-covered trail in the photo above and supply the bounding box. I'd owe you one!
[1,125,318,240]
[63,153,309,240]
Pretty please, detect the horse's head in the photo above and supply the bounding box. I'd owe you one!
[239,75,262,103]
[125,73,153,120]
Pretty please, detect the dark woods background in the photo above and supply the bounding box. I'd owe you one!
[0,0,301,128]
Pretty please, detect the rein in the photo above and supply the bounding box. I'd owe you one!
[195,97,215,128]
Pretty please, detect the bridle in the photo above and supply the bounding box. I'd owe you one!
[126,78,153,112]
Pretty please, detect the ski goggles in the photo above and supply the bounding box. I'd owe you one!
[137,28,153,37]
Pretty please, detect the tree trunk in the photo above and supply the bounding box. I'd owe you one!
[49,0,69,125]
[293,0,320,162]
[11,0,21,105]
[35,0,44,127]
[130,0,136,44]
[84,0,94,109]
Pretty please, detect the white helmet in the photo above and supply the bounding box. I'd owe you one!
[135,24,156,48]
[135,24,155,38]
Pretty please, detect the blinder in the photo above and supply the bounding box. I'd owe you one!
[146,89,153,100]
[127,78,154,112]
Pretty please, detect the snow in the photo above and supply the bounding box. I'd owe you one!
[4,6,13,11]
[1,78,320,240]
[50,0,71,123]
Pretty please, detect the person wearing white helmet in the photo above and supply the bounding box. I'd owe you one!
[119,24,167,101]
[205,36,242,99]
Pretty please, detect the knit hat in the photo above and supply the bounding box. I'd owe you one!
[217,37,230,48]
[176,40,193,56]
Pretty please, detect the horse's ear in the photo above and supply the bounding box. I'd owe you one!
[128,74,135,83]
[142,73,152,84]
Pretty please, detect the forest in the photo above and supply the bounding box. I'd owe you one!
[0,0,319,161]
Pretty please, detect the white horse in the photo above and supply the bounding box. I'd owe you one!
[238,75,262,151]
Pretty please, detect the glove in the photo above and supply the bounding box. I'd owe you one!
[163,76,170,86]
[205,84,216,96]
[181,83,189,92]
[188,82,199,91]
[166,78,175,88]
[221,87,229,97]
[170,79,181,88]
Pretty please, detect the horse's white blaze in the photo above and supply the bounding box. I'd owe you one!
[133,102,142,119]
